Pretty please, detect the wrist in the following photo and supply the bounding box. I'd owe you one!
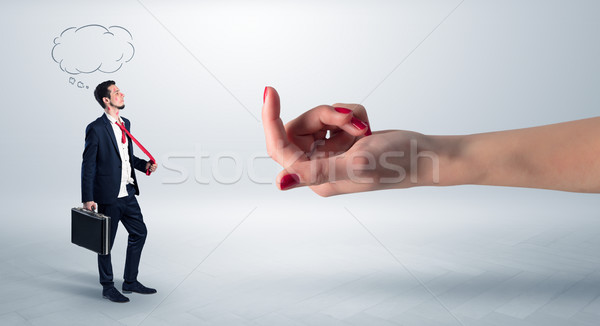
[428,134,483,187]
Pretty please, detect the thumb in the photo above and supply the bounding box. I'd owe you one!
[276,153,361,190]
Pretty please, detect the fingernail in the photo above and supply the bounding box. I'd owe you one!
[350,117,367,130]
[280,173,300,190]
[263,86,268,103]
[365,127,372,136]
[334,107,352,114]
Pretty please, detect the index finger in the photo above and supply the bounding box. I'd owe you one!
[262,87,308,168]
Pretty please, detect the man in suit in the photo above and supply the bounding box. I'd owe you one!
[81,80,158,303]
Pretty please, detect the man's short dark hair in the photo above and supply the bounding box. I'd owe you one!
[94,80,116,108]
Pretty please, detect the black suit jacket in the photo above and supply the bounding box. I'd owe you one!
[81,114,148,204]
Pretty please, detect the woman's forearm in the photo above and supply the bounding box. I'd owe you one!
[440,117,600,192]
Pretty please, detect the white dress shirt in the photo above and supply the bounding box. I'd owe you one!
[105,113,135,198]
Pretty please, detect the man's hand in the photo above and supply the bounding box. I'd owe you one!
[146,162,158,173]
[83,201,97,211]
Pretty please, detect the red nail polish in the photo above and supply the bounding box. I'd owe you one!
[334,107,351,114]
[280,173,300,190]
[350,117,367,130]
[263,87,268,103]
[365,127,372,136]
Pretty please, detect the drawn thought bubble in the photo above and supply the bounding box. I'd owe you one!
[52,24,135,75]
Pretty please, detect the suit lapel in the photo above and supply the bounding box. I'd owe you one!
[101,114,121,158]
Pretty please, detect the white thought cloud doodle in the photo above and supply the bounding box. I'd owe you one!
[51,24,135,75]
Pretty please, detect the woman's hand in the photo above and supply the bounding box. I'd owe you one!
[262,87,447,196]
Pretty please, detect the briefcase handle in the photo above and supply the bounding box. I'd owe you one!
[83,207,96,213]
[73,207,107,219]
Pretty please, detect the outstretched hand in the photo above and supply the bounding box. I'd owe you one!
[262,87,437,196]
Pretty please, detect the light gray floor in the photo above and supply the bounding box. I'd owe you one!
[1,187,599,326]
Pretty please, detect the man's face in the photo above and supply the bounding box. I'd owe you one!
[106,85,125,110]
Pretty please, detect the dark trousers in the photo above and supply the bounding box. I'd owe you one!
[97,184,147,289]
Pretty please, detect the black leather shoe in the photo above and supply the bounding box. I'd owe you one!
[102,287,130,303]
[122,281,157,295]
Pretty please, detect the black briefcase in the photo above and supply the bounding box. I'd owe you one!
[71,207,111,255]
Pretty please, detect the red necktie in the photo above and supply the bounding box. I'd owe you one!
[115,121,156,176]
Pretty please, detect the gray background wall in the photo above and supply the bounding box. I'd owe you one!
[0,0,598,204]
